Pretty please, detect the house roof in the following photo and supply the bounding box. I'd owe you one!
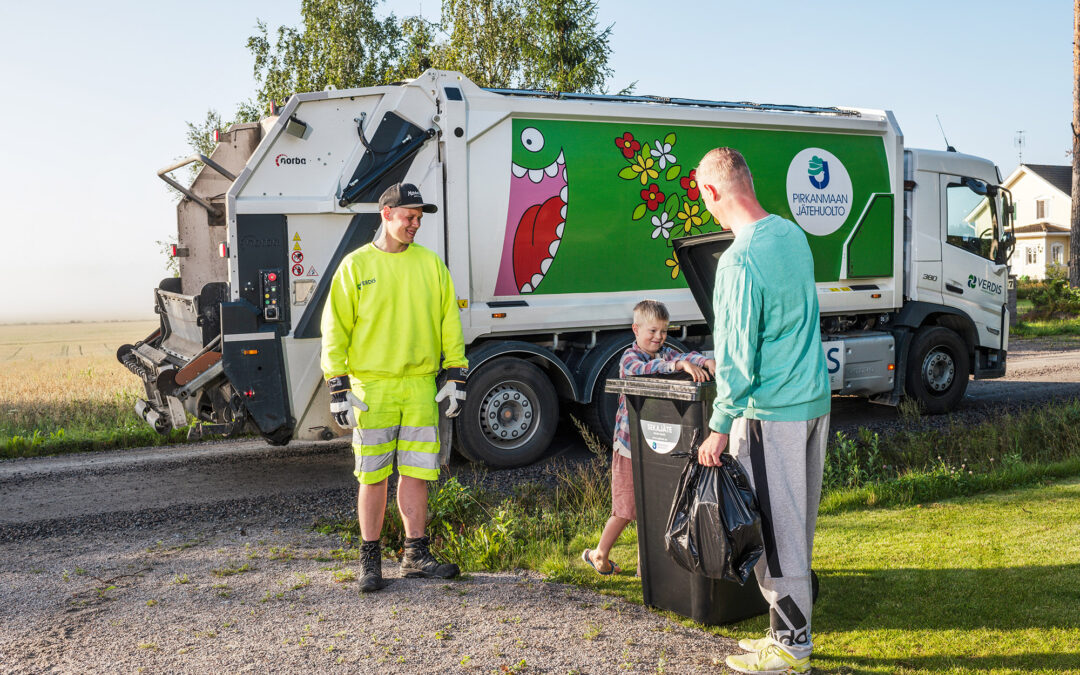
[1023,164,1072,197]
[1015,221,1070,234]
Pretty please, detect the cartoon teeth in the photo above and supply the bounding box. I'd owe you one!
[511,151,566,185]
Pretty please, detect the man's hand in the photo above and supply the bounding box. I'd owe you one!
[327,375,368,429]
[435,367,468,418]
[676,359,709,382]
[697,431,728,467]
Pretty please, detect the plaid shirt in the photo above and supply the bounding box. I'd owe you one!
[613,344,709,457]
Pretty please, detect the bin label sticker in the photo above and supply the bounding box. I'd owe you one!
[640,420,681,455]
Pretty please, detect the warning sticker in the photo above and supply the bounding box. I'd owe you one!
[293,241,302,251]
[639,419,681,455]
[291,263,304,277]
[292,232,301,241]
[306,266,319,277]
[291,251,304,263]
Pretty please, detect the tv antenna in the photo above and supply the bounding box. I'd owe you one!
[935,115,956,152]
[1014,130,1026,165]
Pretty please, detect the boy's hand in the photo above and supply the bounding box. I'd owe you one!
[703,359,716,376]
[676,359,708,382]
[698,431,728,466]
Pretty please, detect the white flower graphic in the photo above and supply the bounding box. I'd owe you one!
[650,140,676,169]
[651,212,673,239]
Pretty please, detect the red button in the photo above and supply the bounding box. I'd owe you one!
[267,273,277,282]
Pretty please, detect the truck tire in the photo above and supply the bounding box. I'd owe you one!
[904,326,970,414]
[454,357,559,467]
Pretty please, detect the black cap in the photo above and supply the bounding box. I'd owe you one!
[378,183,437,213]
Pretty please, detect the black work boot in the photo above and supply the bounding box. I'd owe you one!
[358,539,389,592]
[400,536,459,579]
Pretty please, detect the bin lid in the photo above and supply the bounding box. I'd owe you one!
[671,230,737,328]
[605,373,715,401]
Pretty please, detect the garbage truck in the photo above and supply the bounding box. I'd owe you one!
[118,69,1015,467]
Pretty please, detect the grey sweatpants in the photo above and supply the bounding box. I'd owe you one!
[728,414,830,659]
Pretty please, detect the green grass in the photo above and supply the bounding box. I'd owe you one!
[1012,316,1080,338]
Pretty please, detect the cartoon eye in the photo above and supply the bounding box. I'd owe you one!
[520,127,544,152]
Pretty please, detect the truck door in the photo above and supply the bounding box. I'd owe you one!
[939,175,1007,347]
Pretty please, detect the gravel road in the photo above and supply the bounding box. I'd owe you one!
[3,337,1079,672]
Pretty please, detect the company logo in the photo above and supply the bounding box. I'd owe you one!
[968,274,1002,295]
[808,155,830,190]
[357,278,376,288]
[275,153,307,166]
[786,148,853,236]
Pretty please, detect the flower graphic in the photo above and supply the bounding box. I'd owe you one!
[640,184,665,211]
[630,152,659,185]
[680,170,700,201]
[677,200,703,232]
[615,132,640,159]
[651,212,673,239]
[665,251,680,279]
[650,139,676,169]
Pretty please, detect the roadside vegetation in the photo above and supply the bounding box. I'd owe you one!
[0,321,191,458]
[1013,267,1080,337]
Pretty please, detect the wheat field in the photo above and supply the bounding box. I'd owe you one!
[0,320,174,456]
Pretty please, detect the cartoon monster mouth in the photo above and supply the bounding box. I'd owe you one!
[495,151,567,295]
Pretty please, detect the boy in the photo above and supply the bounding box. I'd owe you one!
[582,300,715,575]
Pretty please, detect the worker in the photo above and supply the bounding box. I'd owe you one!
[694,148,831,674]
[321,182,469,592]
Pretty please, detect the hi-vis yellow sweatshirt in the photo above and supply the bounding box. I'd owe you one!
[320,243,467,381]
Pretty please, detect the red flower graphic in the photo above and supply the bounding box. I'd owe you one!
[640,184,666,211]
[615,132,640,159]
[681,170,700,201]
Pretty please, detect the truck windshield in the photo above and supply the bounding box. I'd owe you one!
[946,179,999,262]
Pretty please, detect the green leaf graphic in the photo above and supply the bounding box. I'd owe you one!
[702,210,713,225]
[664,132,676,146]
[642,142,652,156]
[665,165,681,181]
[632,203,648,220]
[618,167,638,180]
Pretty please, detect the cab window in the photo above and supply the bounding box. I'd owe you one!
[946,180,997,261]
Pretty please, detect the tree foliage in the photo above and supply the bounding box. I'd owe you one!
[186,0,621,154]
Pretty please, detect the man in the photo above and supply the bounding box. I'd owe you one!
[694,148,831,674]
[321,182,469,593]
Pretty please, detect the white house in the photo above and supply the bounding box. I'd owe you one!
[1000,164,1072,279]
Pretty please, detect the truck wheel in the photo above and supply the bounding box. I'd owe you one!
[454,357,559,468]
[904,326,970,414]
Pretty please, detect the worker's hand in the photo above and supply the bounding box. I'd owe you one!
[697,431,728,467]
[435,367,468,418]
[676,359,709,382]
[327,376,368,429]
[703,358,717,376]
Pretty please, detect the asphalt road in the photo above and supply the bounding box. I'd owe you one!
[3,336,1079,529]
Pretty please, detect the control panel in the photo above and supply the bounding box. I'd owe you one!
[260,269,284,321]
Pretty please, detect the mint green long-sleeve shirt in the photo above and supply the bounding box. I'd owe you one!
[709,215,831,434]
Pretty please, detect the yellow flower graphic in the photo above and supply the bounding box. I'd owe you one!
[665,251,680,279]
[630,152,659,185]
[677,200,702,232]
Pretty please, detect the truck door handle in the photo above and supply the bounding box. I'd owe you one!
[945,283,964,294]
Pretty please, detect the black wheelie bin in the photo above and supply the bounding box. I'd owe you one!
[605,372,769,624]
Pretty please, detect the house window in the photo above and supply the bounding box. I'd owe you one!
[1026,247,1037,264]
[1052,243,1064,265]
[1036,198,1049,220]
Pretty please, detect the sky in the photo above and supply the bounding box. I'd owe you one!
[0,0,1072,323]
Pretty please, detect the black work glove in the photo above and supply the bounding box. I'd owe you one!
[327,375,368,429]
[434,367,468,418]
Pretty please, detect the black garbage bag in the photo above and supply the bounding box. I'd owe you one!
[664,447,764,583]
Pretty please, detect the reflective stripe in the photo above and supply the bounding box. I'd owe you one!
[223,332,276,342]
[356,451,395,474]
[353,426,398,446]
[399,425,437,443]
[398,449,440,471]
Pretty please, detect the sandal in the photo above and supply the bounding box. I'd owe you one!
[581,549,621,575]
